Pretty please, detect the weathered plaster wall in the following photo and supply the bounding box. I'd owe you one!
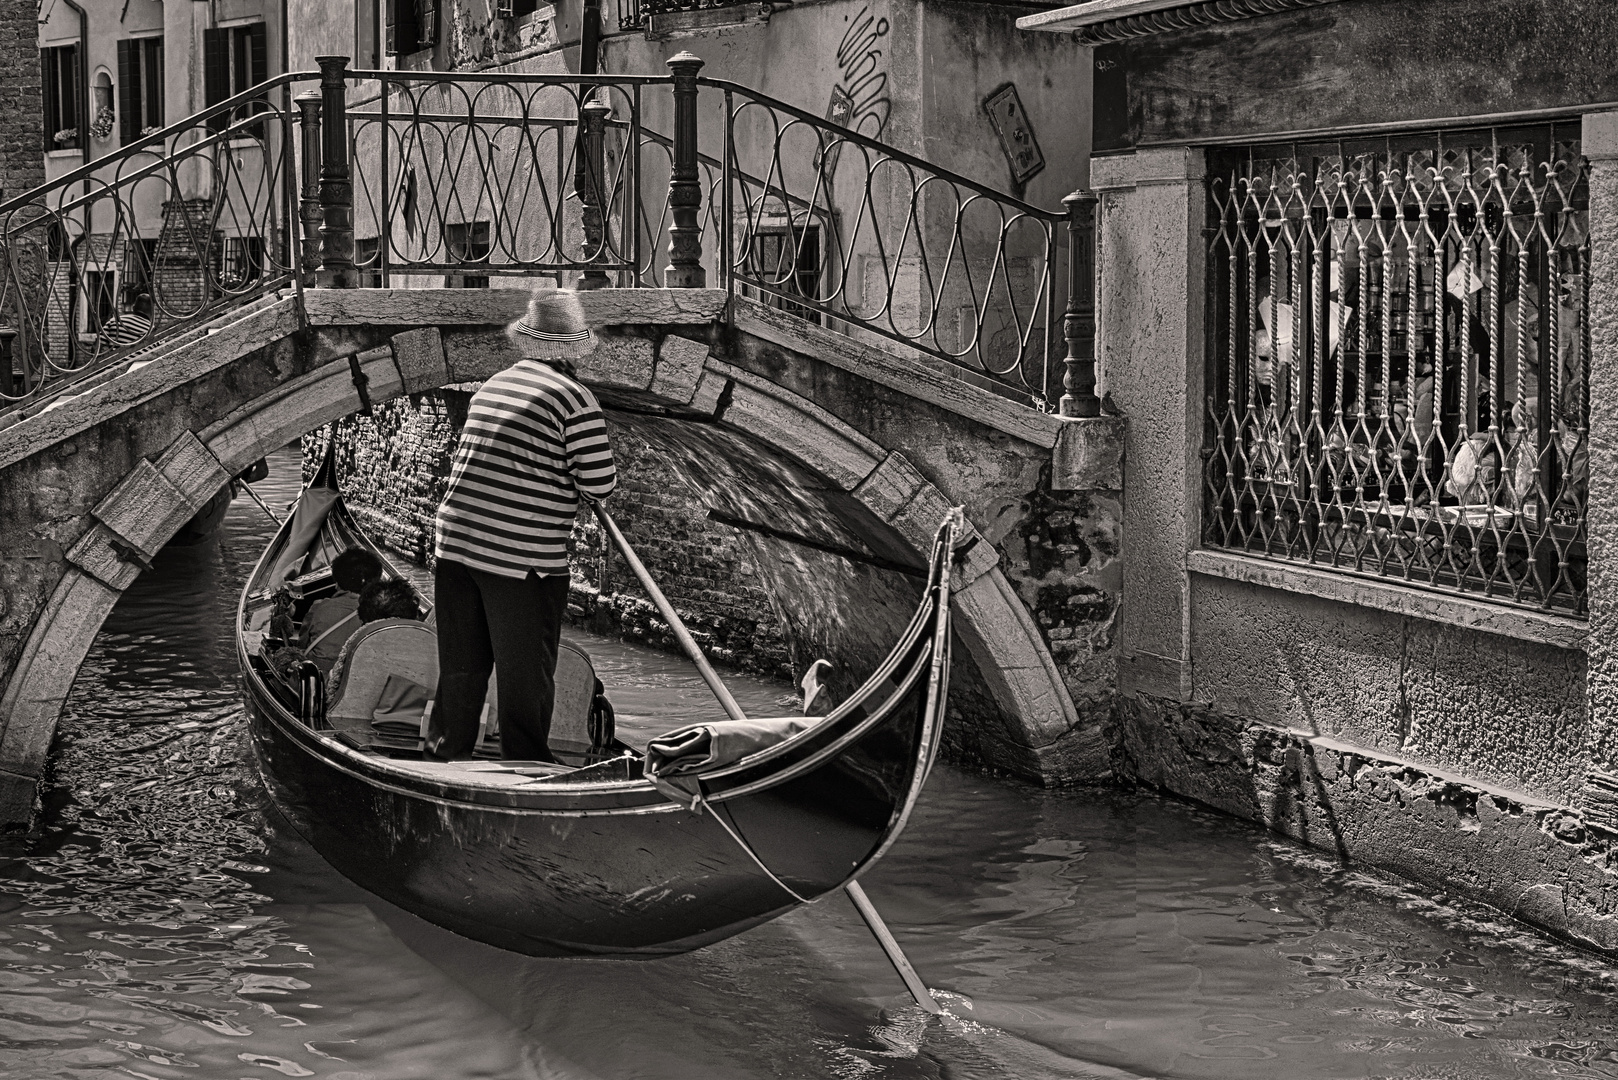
[1119,694,1618,953]
[1191,576,1589,805]
[1581,111,1618,831]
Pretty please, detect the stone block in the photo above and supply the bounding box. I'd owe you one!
[154,430,232,505]
[689,371,728,416]
[575,287,728,325]
[65,521,146,591]
[391,327,448,395]
[711,360,883,491]
[1052,415,1125,491]
[953,567,1081,745]
[443,328,521,383]
[579,334,655,392]
[89,459,194,559]
[650,334,710,404]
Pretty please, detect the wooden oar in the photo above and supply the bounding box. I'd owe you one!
[589,501,943,1015]
[238,481,284,528]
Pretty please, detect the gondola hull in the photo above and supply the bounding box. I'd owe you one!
[237,469,952,958]
[242,646,936,956]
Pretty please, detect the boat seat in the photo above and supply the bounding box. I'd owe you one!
[328,618,438,727]
[325,619,605,754]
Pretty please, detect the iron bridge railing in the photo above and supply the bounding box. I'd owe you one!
[0,55,1099,424]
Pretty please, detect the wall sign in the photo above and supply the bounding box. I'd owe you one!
[983,83,1045,187]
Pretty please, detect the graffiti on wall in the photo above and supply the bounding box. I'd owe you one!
[828,5,891,139]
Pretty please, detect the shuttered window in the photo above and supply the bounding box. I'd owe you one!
[204,23,267,136]
[42,44,81,150]
[116,37,164,146]
[385,0,438,55]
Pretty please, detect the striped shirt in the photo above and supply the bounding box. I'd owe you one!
[99,312,153,349]
[434,360,617,579]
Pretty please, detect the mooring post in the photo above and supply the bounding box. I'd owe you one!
[295,89,324,282]
[576,98,614,291]
[665,52,706,289]
[316,56,355,289]
[1059,189,1100,418]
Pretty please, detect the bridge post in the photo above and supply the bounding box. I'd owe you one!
[1060,189,1100,418]
[295,89,324,282]
[665,52,706,289]
[576,99,614,291]
[316,56,355,289]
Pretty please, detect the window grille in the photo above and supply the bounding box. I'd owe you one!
[1202,125,1589,614]
[42,44,81,150]
[744,224,823,326]
[219,235,264,292]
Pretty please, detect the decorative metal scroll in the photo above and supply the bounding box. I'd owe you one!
[1202,125,1590,613]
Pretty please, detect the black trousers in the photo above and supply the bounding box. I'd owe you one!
[429,560,570,762]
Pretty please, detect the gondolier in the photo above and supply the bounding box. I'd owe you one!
[428,288,617,762]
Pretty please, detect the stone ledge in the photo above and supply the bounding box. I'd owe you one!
[1187,548,1588,651]
[1122,695,1618,954]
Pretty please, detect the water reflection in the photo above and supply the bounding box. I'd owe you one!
[0,448,1614,1078]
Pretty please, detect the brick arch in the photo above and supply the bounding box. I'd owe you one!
[0,289,1084,824]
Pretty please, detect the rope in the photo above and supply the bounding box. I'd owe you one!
[676,784,812,904]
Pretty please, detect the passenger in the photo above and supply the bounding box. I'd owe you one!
[352,578,430,730]
[303,548,384,676]
[428,288,617,764]
[357,578,420,623]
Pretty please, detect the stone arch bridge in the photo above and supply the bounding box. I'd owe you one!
[0,287,1121,827]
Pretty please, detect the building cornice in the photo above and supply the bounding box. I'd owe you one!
[1017,0,1346,45]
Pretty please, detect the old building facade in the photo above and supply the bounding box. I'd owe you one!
[1023,0,1618,948]
[34,0,285,367]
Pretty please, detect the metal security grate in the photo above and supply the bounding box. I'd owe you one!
[1202,126,1590,614]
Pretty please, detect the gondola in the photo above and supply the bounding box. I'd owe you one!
[235,449,957,958]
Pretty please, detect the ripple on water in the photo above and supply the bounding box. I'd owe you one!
[1,447,1618,1079]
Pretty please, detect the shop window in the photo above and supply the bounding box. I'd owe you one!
[744,223,822,325]
[1202,124,1590,613]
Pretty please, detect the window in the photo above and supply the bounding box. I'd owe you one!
[386,0,439,56]
[42,44,81,151]
[746,223,822,324]
[84,270,117,332]
[218,235,263,292]
[495,0,543,17]
[1201,125,1590,613]
[122,237,158,300]
[117,37,165,144]
[204,23,266,136]
[444,221,490,288]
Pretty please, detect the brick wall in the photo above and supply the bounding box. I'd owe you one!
[304,390,793,679]
[0,0,43,386]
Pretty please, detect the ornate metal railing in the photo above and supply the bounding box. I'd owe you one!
[0,55,1098,419]
[0,73,307,414]
[1202,125,1590,612]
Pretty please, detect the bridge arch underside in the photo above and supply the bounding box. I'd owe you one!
[0,290,1091,826]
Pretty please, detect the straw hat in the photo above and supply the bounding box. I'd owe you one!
[506,288,598,360]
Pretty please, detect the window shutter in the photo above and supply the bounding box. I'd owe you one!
[385,0,419,56]
[42,50,57,138]
[203,27,228,132]
[116,40,137,145]
[70,44,84,147]
[248,24,267,84]
[416,0,438,47]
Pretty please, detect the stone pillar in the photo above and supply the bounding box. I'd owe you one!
[1091,147,1206,703]
[1581,111,1618,817]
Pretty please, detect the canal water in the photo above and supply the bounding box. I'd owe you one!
[2,449,1617,1080]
